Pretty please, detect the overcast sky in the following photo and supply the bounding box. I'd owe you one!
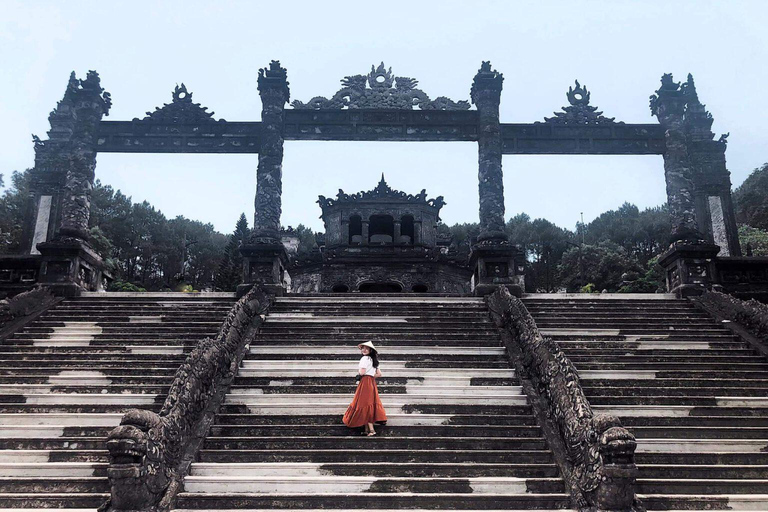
[2,0,767,234]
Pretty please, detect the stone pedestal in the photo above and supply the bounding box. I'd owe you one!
[238,242,289,297]
[658,241,720,298]
[469,239,525,297]
[36,239,109,297]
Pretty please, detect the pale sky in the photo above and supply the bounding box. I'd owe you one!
[2,0,767,234]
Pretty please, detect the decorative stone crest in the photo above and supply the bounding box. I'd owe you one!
[292,62,470,110]
[317,174,446,209]
[138,84,221,123]
[541,80,622,125]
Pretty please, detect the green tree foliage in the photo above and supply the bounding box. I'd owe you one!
[214,214,250,291]
[734,163,768,230]
[0,170,32,254]
[88,181,227,290]
[292,224,318,256]
[507,214,574,292]
[557,241,643,292]
[739,225,768,256]
[584,202,671,264]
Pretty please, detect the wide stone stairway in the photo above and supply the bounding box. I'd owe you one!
[175,295,570,510]
[0,292,234,509]
[525,295,768,511]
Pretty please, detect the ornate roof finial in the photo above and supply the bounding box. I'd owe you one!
[541,80,621,125]
[470,61,503,104]
[317,175,446,211]
[292,62,469,110]
[138,84,221,123]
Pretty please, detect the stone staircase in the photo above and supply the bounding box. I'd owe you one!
[525,294,768,511]
[0,292,234,509]
[175,295,570,511]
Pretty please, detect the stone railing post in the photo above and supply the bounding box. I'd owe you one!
[240,61,290,296]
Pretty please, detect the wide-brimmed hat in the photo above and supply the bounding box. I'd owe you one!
[357,341,377,352]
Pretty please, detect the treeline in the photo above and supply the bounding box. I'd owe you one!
[1,163,767,292]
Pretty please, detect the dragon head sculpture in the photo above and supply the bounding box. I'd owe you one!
[105,409,174,511]
[593,413,637,466]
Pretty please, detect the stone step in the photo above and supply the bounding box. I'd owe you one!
[248,346,506,355]
[228,385,522,396]
[636,478,768,494]
[0,476,108,493]
[190,462,560,478]
[639,493,768,510]
[206,425,541,438]
[197,449,555,464]
[172,492,572,509]
[638,464,768,479]
[0,492,109,508]
[0,413,122,426]
[0,393,161,405]
[214,413,537,426]
[0,462,105,477]
[182,475,565,494]
[584,387,768,397]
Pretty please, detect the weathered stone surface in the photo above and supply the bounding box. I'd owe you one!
[292,62,470,111]
[139,84,221,124]
[252,61,289,243]
[471,62,506,241]
[650,73,702,244]
[102,285,272,512]
[696,289,768,342]
[487,286,640,511]
[541,80,622,125]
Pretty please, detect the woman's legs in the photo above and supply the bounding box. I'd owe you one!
[366,422,376,436]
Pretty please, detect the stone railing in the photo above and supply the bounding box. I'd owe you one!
[696,289,768,344]
[487,287,641,511]
[99,285,273,512]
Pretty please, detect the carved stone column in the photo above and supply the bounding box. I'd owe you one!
[361,220,370,246]
[393,220,401,246]
[35,71,112,296]
[240,61,290,296]
[253,61,289,241]
[468,62,524,296]
[471,61,506,241]
[651,73,720,297]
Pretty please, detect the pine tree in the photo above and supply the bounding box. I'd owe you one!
[214,213,249,291]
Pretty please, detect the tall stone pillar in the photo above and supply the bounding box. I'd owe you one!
[468,62,524,296]
[681,74,741,257]
[240,61,290,296]
[651,73,719,297]
[35,71,112,296]
[393,220,402,246]
[471,61,506,241]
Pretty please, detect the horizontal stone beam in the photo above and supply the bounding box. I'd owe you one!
[96,121,263,153]
[283,109,480,141]
[97,117,667,154]
[501,123,665,155]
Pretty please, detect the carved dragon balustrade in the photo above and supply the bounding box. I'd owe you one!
[487,286,641,512]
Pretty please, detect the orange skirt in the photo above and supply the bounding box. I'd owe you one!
[342,375,387,428]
